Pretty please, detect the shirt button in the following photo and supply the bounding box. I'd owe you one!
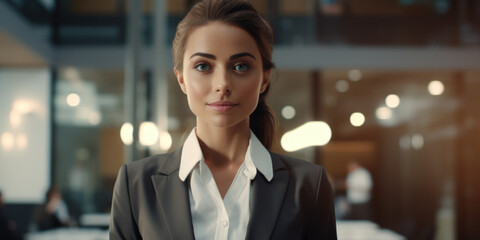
[222,220,229,227]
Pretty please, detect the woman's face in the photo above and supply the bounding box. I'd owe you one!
[175,21,270,129]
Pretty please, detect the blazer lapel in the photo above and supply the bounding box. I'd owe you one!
[246,153,289,240]
[151,148,195,240]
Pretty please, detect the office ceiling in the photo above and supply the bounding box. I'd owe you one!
[0,30,46,67]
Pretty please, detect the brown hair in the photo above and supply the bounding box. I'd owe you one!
[172,0,276,149]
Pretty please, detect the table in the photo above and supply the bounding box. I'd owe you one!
[26,228,108,240]
[337,220,406,240]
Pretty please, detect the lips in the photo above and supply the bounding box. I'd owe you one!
[207,100,239,112]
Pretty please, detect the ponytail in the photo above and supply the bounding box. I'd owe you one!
[250,86,276,150]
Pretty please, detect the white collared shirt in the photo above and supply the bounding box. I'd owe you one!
[346,167,372,204]
[179,128,273,240]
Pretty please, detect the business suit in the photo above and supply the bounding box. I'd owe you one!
[110,147,337,240]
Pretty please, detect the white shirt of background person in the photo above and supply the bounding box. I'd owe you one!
[346,161,372,204]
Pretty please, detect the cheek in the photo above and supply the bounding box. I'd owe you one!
[242,73,263,95]
[184,76,210,105]
[239,83,260,98]
[238,78,262,107]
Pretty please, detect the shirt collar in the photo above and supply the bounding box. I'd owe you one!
[248,130,273,181]
[178,128,273,182]
[179,129,204,181]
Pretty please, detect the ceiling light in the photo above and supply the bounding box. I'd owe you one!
[281,121,332,152]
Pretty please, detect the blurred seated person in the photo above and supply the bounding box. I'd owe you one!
[0,190,23,240]
[345,160,372,220]
[34,187,70,231]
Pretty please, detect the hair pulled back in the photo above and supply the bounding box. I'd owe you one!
[172,0,276,149]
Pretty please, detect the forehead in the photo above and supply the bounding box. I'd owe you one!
[184,21,260,59]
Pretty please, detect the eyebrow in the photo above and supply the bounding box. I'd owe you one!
[189,52,256,61]
[190,52,216,60]
[230,52,256,61]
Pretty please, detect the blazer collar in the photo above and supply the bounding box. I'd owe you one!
[246,152,289,240]
[151,147,196,240]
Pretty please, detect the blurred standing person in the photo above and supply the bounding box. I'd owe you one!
[69,148,94,218]
[0,190,22,240]
[345,160,372,220]
[34,187,70,231]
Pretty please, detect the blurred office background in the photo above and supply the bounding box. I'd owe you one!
[1,0,480,239]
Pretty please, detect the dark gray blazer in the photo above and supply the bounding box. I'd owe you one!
[109,148,337,240]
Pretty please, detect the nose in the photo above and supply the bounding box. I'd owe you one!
[214,69,231,95]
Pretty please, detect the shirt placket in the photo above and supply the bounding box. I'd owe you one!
[224,164,252,240]
[199,161,230,240]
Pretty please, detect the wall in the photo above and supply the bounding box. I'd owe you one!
[0,68,51,204]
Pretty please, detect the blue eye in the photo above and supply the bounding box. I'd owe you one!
[234,63,249,72]
[195,64,210,72]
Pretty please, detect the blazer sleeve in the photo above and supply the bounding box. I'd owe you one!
[109,164,142,240]
[308,167,337,240]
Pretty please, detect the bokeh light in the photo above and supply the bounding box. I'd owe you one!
[336,80,349,92]
[17,134,28,150]
[139,122,158,146]
[350,112,366,127]
[348,69,362,81]
[1,132,15,151]
[159,131,173,151]
[281,121,332,152]
[385,94,400,108]
[66,93,81,107]
[428,80,445,96]
[412,134,424,150]
[120,122,133,145]
[376,107,392,120]
[281,105,296,119]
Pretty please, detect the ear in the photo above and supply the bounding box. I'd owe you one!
[260,69,271,94]
[174,68,187,94]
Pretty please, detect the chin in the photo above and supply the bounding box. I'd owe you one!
[199,115,249,129]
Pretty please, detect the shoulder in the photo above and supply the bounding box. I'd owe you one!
[269,152,329,195]
[269,153,337,238]
[121,148,182,182]
[270,152,326,178]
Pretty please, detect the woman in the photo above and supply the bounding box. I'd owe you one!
[109,0,337,239]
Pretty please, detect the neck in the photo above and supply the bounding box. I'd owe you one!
[195,120,250,166]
